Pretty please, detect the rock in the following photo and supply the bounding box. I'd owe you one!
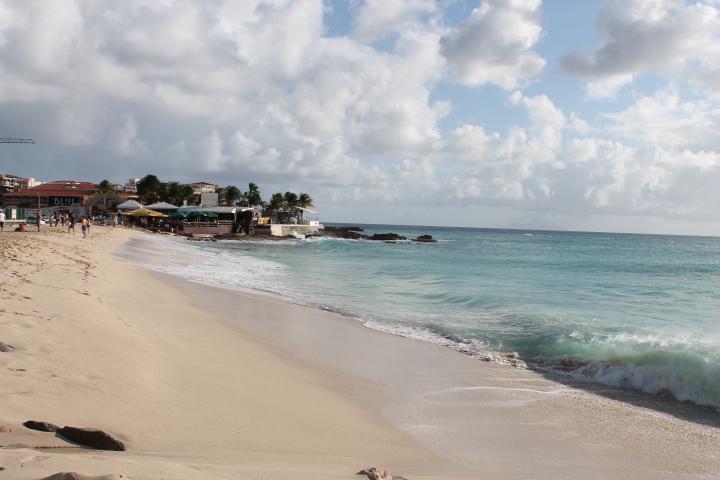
[324,226,364,232]
[356,467,407,480]
[369,233,407,241]
[413,235,437,243]
[23,420,59,432]
[57,426,126,451]
[0,341,15,352]
[40,473,121,480]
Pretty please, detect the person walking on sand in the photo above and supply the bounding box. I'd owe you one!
[0,209,5,232]
[68,214,75,234]
[60,213,66,227]
[80,217,87,238]
[35,210,41,232]
[86,217,91,236]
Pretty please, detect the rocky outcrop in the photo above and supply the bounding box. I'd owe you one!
[319,228,368,240]
[23,420,59,432]
[413,235,437,243]
[0,341,15,352]
[324,226,364,232]
[369,233,407,241]
[57,426,126,451]
[356,467,407,480]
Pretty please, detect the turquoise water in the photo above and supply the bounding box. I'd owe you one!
[145,225,720,408]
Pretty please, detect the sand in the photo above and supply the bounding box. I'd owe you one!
[0,227,451,479]
[2,226,719,479]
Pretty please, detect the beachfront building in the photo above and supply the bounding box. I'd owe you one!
[2,180,98,218]
[266,206,323,237]
[1,174,41,193]
[184,181,219,195]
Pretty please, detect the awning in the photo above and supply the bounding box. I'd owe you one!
[122,208,167,217]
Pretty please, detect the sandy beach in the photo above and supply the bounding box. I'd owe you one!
[1,226,719,479]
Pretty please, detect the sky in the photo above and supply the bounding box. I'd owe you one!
[1,0,719,235]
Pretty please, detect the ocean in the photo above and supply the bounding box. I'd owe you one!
[125,224,720,409]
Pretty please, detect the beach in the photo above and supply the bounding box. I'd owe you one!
[1,226,719,479]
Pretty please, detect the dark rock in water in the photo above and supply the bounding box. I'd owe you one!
[40,473,121,480]
[369,233,407,241]
[0,341,15,352]
[320,229,368,240]
[413,235,437,243]
[324,225,364,232]
[57,426,126,451]
[23,420,59,432]
[356,467,407,480]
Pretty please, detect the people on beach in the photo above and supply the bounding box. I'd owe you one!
[35,211,41,232]
[0,209,5,232]
[60,213,66,227]
[81,217,88,238]
[86,217,91,236]
[68,214,75,234]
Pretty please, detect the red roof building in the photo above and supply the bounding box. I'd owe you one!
[2,180,99,209]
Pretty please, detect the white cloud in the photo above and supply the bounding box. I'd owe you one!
[0,0,719,233]
[444,91,720,219]
[605,89,720,150]
[440,0,545,89]
[562,0,720,98]
[354,0,437,43]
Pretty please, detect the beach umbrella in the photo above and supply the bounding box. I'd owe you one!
[122,208,168,217]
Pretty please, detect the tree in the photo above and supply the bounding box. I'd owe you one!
[179,185,195,205]
[269,192,285,210]
[137,175,163,203]
[246,182,262,206]
[97,179,114,194]
[215,186,225,204]
[224,185,241,206]
[298,193,313,208]
[283,191,298,209]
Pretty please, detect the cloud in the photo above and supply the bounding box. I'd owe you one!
[444,91,720,219]
[440,0,545,89]
[354,0,437,42]
[0,0,719,233]
[605,89,720,150]
[562,0,720,98]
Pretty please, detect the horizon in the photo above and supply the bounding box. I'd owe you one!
[1,0,719,236]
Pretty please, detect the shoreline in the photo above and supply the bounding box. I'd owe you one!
[123,230,720,479]
[1,227,719,479]
[124,232,720,411]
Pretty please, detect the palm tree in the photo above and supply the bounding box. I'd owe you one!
[298,193,313,208]
[224,185,241,206]
[269,193,285,210]
[283,191,298,209]
[246,182,262,206]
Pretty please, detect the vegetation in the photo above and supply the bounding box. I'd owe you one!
[97,179,114,194]
[130,175,312,212]
[266,191,313,210]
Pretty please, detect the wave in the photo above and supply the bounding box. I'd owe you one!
[121,234,720,411]
[362,321,720,409]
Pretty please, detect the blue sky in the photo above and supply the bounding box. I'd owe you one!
[1,0,719,234]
